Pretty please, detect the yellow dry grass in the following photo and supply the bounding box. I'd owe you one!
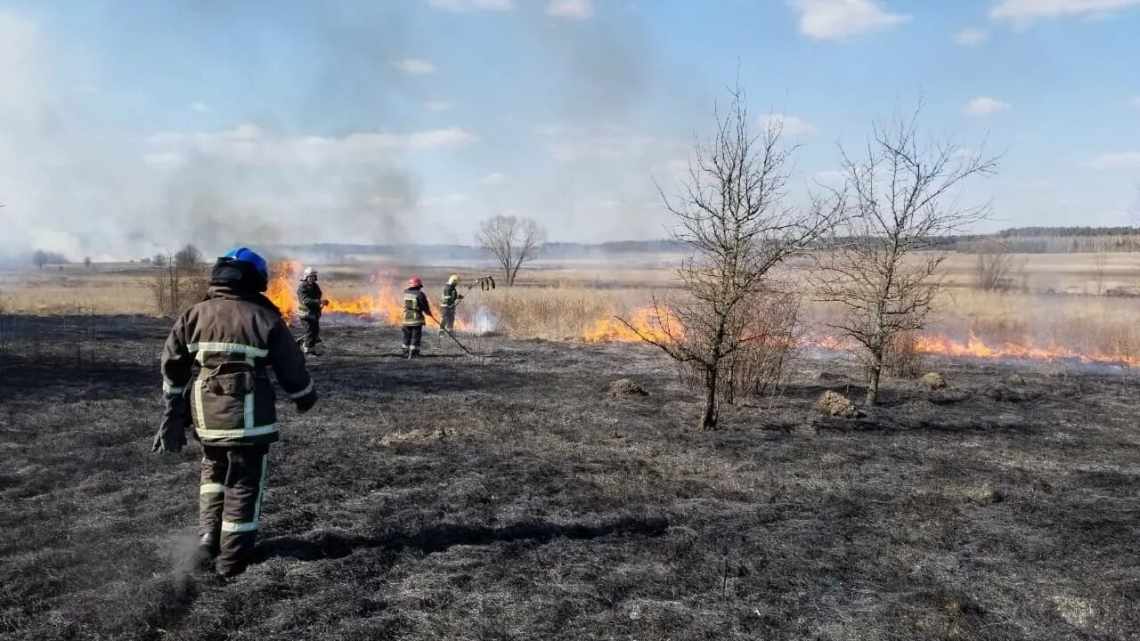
[0,269,153,314]
[4,252,1140,360]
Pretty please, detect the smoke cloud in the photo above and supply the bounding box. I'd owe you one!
[0,3,700,262]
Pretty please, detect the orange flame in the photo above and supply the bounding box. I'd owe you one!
[911,332,1140,367]
[582,304,1138,367]
[266,260,465,330]
[582,307,679,344]
[267,260,302,318]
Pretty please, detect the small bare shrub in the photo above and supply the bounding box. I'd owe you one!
[720,288,801,402]
[151,255,208,317]
[1092,252,1108,296]
[882,331,925,379]
[975,239,1020,291]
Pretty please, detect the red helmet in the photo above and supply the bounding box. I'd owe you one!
[407,275,423,288]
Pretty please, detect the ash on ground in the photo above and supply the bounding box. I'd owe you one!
[1,316,1137,640]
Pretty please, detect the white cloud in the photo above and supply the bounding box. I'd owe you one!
[142,152,185,169]
[760,113,818,137]
[424,100,453,112]
[547,0,594,20]
[391,58,435,75]
[480,172,508,185]
[189,101,210,113]
[1086,151,1140,170]
[538,124,665,163]
[991,0,1140,23]
[423,192,471,207]
[954,27,989,46]
[427,0,513,11]
[789,0,909,41]
[963,96,1011,116]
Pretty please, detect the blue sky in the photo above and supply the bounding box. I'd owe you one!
[1,0,1138,259]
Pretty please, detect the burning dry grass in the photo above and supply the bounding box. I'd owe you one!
[930,288,1140,365]
[6,255,1140,366]
[474,287,648,340]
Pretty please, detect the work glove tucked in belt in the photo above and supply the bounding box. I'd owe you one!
[153,391,190,453]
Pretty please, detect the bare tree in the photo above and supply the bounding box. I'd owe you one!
[1092,252,1108,296]
[620,87,841,431]
[477,216,545,286]
[974,238,1018,291]
[174,244,203,270]
[814,110,998,404]
[151,249,209,317]
[1129,182,1140,227]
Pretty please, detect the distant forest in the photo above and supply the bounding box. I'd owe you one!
[275,231,1140,260]
[971,227,1140,253]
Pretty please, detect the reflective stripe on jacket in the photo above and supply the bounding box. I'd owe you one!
[403,292,425,326]
[161,286,315,446]
[441,283,460,308]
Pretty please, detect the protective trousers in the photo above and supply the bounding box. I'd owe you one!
[199,444,270,576]
[300,313,321,350]
[440,306,456,333]
[402,325,423,354]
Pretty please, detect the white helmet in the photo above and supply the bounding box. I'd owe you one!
[301,267,317,280]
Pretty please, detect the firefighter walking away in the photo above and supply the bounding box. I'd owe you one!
[297,266,328,355]
[440,274,463,335]
[402,275,433,358]
[152,247,318,578]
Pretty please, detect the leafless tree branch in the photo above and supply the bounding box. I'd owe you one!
[812,107,998,404]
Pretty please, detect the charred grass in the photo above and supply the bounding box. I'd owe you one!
[1,316,1138,640]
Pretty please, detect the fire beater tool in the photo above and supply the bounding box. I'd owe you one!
[427,315,482,357]
[466,275,496,292]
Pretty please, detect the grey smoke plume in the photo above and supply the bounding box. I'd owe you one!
[0,6,436,261]
[0,3,695,261]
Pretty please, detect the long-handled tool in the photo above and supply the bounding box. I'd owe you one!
[465,275,496,292]
[428,315,480,357]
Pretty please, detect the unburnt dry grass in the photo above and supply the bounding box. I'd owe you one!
[1,315,1139,640]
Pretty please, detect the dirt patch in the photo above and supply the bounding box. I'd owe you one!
[928,388,971,405]
[920,372,947,390]
[985,383,1044,402]
[377,428,445,447]
[814,390,860,418]
[607,378,648,399]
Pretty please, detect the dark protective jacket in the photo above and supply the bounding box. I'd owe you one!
[402,286,432,327]
[297,279,323,318]
[440,283,463,308]
[161,260,317,447]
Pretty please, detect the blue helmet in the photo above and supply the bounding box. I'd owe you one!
[223,247,268,279]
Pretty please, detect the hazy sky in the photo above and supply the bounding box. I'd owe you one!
[1,0,1139,259]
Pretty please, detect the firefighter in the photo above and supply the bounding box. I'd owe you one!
[439,274,463,335]
[296,267,328,355]
[152,247,318,578]
[402,275,433,357]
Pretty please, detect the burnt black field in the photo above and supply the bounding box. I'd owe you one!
[1,315,1138,640]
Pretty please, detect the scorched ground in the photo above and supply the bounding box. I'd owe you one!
[0,315,1138,640]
